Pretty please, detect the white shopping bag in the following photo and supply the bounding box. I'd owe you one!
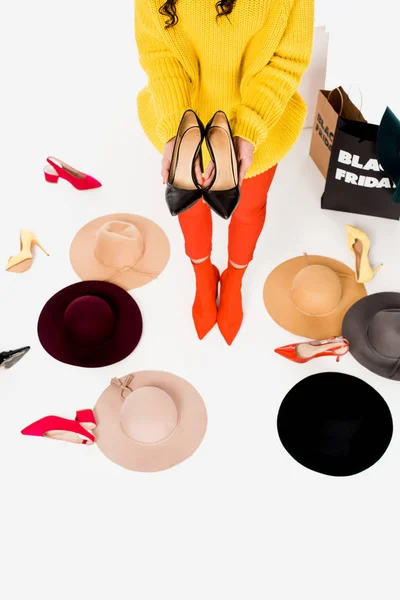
[299,25,329,128]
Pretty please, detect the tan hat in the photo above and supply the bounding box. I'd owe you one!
[263,254,366,339]
[94,371,207,472]
[70,213,170,290]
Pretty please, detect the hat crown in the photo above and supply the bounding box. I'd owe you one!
[120,386,178,444]
[94,221,144,269]
[63,295,114,345]
[318,417,362,457]
[368,309,400,358]
[291,265,342,316]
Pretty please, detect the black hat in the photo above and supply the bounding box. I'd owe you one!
[277,373,393,477]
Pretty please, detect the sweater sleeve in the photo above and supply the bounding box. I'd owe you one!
[135,1,192,144]
[234,0,314,148]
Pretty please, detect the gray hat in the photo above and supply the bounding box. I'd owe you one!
[343,292,400,380]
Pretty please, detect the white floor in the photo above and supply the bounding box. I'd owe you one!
[2,1,400,599]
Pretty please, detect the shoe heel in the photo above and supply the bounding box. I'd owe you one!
[373,264,383,277]
[33,239,49,256]
[199,147,204,174]
[75,409,96,430]
[44,171,59,184]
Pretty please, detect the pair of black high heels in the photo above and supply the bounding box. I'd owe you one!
[165,110,240,220]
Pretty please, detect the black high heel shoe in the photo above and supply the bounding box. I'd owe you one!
[203,111,240,220]
[0,346,30,369]
[165,109,205,216]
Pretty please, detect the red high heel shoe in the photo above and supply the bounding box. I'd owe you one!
[43,157,102,190]
[21,415,95,445]
[75,409,96,430]
[274,336,349,364]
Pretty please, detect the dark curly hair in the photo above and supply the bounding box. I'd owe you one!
[159,0,237,28]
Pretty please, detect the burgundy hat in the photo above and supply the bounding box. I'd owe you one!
[37,281,143,368]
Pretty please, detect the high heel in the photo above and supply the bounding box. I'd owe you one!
[0,346,30,369]
[203,111,240,220]
[346,225,383,283]
[165,110,205,216]
[6,230,49,273]
[21,415,95,445]
[44,156,102,190]
[274,336,350,364]
[75,409,97,430]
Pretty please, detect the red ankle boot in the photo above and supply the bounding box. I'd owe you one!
[218,263,246,345]
[192,258,220,339]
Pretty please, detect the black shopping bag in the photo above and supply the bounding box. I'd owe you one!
[321,116,399,220]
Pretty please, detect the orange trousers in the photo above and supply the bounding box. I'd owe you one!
[178,165,277,264]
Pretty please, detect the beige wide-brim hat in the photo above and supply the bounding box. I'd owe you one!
[94,371,207,473]
[70,213,170,291]
[263,254,367,339]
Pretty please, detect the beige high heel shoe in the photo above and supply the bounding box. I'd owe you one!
[346,225,382,283]
[6,229,49,273]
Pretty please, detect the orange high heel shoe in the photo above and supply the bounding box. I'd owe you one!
[275,336,350,364]
[6,229,49,273]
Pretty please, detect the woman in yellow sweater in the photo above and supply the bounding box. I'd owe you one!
[135,0,314,344]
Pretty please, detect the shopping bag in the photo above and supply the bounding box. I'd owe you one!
[299,25,329,129]
[321,116,399,220]
[309,87,366,178]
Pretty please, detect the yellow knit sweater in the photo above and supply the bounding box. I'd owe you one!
[135,0,314,178]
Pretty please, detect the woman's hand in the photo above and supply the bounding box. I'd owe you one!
[202,137,254,189]
[234,136,254,186]
[162,137,203,185]
[202,161,215,189]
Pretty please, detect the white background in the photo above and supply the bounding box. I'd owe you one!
[1,1,400,599]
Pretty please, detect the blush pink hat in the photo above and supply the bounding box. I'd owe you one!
[70,213,170,291]
[94,371,208,472]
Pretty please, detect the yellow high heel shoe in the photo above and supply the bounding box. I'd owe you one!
[6,229,49,273]
[346,225,382,284]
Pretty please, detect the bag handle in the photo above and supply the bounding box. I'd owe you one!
[327,84,364,120]
[348,83,364,119]
[327,87,344,116]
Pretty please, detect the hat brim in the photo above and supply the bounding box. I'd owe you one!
[38,281,143,368]
[343,292,400,380]
[277,373,393,477]
[94,371,207,472]
[70,214,170,291]
[263,255,366,339]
